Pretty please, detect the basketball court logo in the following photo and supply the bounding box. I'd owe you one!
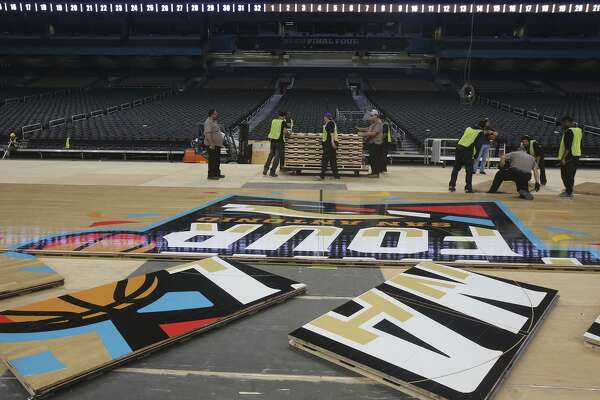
[20,195,600,265]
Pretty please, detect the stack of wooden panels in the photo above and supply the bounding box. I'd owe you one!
[283,133,367,172]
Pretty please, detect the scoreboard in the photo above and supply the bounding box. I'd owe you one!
[0,1,599,14]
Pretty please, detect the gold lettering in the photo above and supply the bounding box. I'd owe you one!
[312,219,335,225]
[390,274,456,299]
[311,291,412,345]
[377,221,403,227]
[196,258,226,273]
[289,219,309,224]
[339,220,361,226]
[420,261,469,280]
[263,218,285,224]
[405,222,426,227]
[237,218,260,223]
[195,217,220,222]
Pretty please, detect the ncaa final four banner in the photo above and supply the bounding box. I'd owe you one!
[289,262,559,400]
[19,195,600,266]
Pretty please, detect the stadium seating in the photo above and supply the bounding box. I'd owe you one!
[203,78,273,90]
[489,94,600,128]
[111,76,188,88]
[34,89,271,150]
[368,91,569,152]
[251,89,359,140]
[368,79,439,92]
[1,88,162,137]
[292,79,347,91]
[27,77,99,88]
[555,81,600,94]
[471,80,534,93]
[1,87,54,103]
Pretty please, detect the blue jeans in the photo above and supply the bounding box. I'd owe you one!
[474,144,490,172]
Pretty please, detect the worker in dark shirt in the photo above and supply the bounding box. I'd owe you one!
[487,148,541,200]
[285,111,294,133]
[381,116,392,173]
[319,112,340,180]
[521,135,547,186]
[449,118,491,193]
[263,111,289,177]
[281,111,294,168]
[558,116,583,198]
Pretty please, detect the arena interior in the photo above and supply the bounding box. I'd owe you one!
[1,2,600,400]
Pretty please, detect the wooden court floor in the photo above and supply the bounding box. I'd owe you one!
[0,183,598,260]
[1,161,600,400]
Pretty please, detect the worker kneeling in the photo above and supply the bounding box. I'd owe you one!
[487,146,541,200]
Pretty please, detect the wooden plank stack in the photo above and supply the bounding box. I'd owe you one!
[283,133,367,173]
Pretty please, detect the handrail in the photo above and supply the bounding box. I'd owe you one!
[49,118,66,127]
[424,137,506,166]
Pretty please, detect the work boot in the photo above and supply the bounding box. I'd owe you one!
[465,188,474,193]
[558,192,573,198]
[449,187,456,192]
[518,190,534,200]
[270,173,278,177]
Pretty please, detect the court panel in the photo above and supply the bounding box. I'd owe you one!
[0,252,63,299]
[0,258,305,398]
[1,258,599,400]
[1,184,598,267]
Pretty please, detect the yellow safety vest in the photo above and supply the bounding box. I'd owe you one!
[457,127,482,154]
[558,127,582,159]
[383,123,392,142]
[268,119,285,141]
[65,137,71,149]
[528,139,536,156]
[322,122,338,143]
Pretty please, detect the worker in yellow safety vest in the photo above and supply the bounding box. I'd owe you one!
[557,116,583,198]
[449,118,491,193]
[319,112,340,180]
[263,111,289,177]
[521,135,546,185]
[3,131,18,159]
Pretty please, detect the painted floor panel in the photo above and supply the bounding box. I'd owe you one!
[290,262,559,400]
[0,257,305,397]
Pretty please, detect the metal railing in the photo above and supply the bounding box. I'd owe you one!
[424,137,506,166]
[336,110,365,120]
